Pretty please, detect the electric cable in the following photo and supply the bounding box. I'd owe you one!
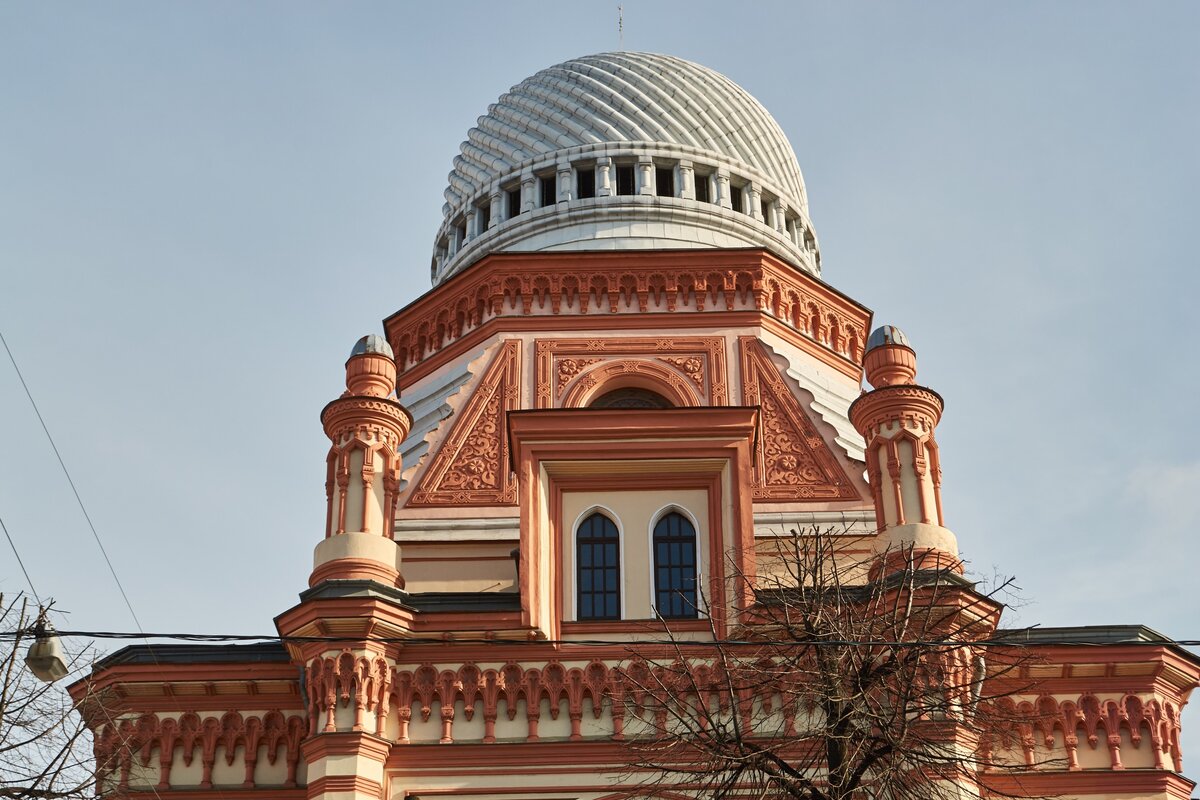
[1,329,143,633]
[3,330,179,800]
[0,627,1197,649]
[0,513,42,606]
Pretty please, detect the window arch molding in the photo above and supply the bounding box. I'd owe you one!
[561,360,699,408]
[646,504,703,620]
[570,505,626,621]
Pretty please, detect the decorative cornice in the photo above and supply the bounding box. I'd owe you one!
[848,384,944,438]
[321,396,411,444]
[383,250,869,386]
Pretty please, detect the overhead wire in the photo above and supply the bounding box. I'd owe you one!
[1,329,143,633]
[2,329,179,800]
[0,513,42,606]
[0,627,1197,649]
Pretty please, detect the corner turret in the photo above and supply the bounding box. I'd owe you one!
[312,336,412,587]
[849,326,960,578]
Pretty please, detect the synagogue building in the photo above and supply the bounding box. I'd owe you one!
[75,52,1200,800]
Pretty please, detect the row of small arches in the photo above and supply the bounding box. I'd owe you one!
[391,270,863,372]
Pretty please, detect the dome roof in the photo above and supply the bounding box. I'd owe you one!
[432,52,821,285]
[350,334,394,358]
[444,52,807,215]
[866,325,911,352]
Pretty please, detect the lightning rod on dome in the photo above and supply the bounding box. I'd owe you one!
[618,5,623,49]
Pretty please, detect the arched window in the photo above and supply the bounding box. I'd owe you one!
[577,512,621,620]
[653,512,698,618]
[589,387,673,409]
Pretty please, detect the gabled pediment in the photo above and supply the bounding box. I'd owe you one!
[407,340,521,507]
[739,336,863,501]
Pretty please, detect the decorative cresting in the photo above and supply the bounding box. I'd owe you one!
[305,655,626,744]
[408,340,520,506]
[739,337,859,501]
[315,336,412,587]
[983,694,1184,773]
[385,251,870,387]
[849,326,959,576]
[93,711,306,792]
[434,52,820,283]
[301,652,1187,775]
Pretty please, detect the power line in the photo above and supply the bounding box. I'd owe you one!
[0,329,143,632]
[0,514,42,606]
[1,627,1197,650]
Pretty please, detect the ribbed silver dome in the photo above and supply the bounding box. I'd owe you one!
[431,52,821,285]
[445,52,807,214]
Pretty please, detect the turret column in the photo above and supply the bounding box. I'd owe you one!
[290,335,413,800]
[849,326,960,577]
[312,335,412,588]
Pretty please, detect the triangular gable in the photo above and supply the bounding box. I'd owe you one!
[739,336,860,501]
[407,340,520,506]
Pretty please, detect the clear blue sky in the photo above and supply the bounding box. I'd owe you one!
[2,0,1198,769]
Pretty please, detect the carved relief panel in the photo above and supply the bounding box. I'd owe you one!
[407,340,521,506]
[535,337,728,409]
[738,337,860,501]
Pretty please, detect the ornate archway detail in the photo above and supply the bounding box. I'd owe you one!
[562,359,700,409]
[739,337,860,500]
[536,336,727,408]
[408,340,521,506]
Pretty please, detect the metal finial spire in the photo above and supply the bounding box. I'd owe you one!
[618,5,623,49]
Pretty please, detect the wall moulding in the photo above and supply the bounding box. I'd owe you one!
[384,249,870,386]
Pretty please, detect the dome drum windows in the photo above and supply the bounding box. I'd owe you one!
[655,166,675,198]
[693,171,712,203]
[432,145,821,284]
[615,164,636,196]
[442,151,808,239]
[538,174,556,208]
[505,186,522,218]
[729,182,746,216]
[577,166,596,199]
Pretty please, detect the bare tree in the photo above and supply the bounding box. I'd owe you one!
[0,594,106,800]
[619,528,1051,800]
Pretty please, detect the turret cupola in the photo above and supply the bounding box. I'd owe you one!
[311,336,412,587]
[850,326,961,577]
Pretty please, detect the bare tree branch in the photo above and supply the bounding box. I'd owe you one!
[620,527,1057,800]
[0,594,111,800]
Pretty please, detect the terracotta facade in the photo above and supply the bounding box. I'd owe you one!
[74,52,1199,800]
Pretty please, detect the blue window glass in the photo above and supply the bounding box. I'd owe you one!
[653,512,698,618]
[577,513,620,620]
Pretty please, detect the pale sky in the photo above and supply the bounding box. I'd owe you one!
[2,0,1198,772]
